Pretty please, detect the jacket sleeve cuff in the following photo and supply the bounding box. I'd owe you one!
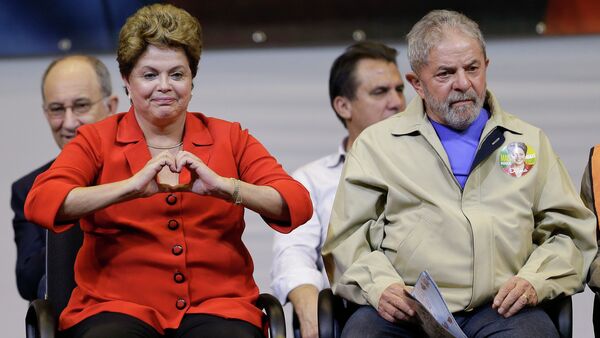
[332,251,404,308]
[367,277,406,309]
[515,271,547,301]
[263,180,313,233]
[25,180,78,232]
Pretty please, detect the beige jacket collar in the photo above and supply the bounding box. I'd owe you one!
[390,90,524,137]
[387,90,525,178]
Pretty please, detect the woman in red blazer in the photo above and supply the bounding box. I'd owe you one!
[24,4,312,338]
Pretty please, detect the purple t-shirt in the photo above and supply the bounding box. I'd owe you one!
[430,108,489,188]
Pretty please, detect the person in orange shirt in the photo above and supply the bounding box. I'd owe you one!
[24,4,312,338]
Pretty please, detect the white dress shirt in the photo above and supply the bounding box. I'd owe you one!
[270,142,346,303]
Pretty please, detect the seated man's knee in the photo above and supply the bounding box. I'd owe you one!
[341,305,423,338]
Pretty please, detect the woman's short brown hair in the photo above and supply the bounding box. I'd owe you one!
[117,3,202,79]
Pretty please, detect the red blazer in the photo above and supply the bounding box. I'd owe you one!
[25,109,312,333]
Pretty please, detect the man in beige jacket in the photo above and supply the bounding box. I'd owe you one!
[322,9,597,338]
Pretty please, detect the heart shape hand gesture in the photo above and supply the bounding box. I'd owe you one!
[129,150,228,199]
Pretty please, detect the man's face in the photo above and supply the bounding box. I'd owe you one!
[43,58,112,149]
[408,30,488,130]
[345,58,406,134]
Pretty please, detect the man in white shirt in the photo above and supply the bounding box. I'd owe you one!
[271,41,407,338]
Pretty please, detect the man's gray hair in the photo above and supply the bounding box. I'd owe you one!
[41,55,113,100]
[407,9,486,73]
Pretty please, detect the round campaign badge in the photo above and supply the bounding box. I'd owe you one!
[499,142,536,177]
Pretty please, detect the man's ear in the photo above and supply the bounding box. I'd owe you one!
[333,96,352,122]
[406,72,425,100]
[105,95,119,115]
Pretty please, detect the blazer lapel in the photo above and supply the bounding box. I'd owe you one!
[115,110,215,181]
[124,142,152,175]
[180,113,214,184]
[116,108,152,175]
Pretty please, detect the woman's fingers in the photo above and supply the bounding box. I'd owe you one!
[174,151,225,194]
[175,151,207,172]
[131,151,178,196]
[141,150,226,197]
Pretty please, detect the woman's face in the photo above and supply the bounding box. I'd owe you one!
[510,147,525,165]
[123,45,193,127]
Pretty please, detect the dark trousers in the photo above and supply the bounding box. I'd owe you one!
[64,312,264,338]
[341,303,559,338]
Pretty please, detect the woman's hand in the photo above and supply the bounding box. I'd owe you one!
[171,151,230,198]
[59,149,291,221]
[131,150,290,221]
[127,150,179,198]
[127,150,228,199]
[58,151,179,221]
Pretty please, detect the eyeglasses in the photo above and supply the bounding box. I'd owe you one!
[44,97,106,119]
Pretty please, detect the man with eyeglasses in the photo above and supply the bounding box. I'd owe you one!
[11,55,118,301]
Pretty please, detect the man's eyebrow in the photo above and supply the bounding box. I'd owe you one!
[370,85,390,93]
[466,59,481,67]
[436,65,456,72]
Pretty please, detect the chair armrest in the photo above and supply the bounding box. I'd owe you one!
[25,299,56,338]
[291,308,301,338]
[540,296,572,338]
[257,293,286,338]
[318,288,335,338]
[592,288,600,338]
[318,288,345,338]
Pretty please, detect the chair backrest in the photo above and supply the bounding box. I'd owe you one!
[540,296,573,338]
[593,291,600,337]
[45,225,83,319]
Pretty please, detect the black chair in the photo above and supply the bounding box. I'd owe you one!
[292,308,301,338]
[25,226,286,338]
[318,288,573,338]
[257,293,287,338]
[539,295,573,338]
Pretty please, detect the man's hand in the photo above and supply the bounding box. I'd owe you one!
[378,283,417,323]
[288,284,319,338]
[493,276,538,318]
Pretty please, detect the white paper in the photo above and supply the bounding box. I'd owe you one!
[410,271,467,338]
